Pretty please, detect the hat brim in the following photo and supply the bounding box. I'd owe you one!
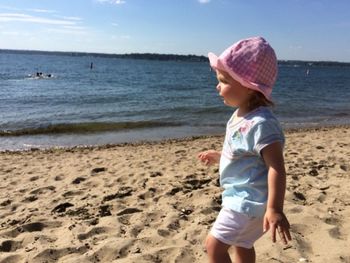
[208,52,225,71]
[208,52,272,101]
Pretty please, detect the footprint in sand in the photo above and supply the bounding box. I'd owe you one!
[182,178,212,191]
[292,191,307,204]
[77,226,111,240]
[130,225,144,238]
[150,171,163,177]
[54,174,64,181]
[91,167,107,175]
[339,255,350,262]
[2,221,62,238]
[29,186,56,195]
[52,202,74,213]
[200,206,221,215]
[328,226,344,240]
[99,205,112,217]
[323,216,341,226]
[0,199,12,206]
[62,190,84,198]
[157,229,170,237]
[116,208,142,216]
[293,234,313,258]
[102,186,133,202]
[322,216,346,240]
[138,187,156,200]
[29,176,39,181]
[71,177,87,184]
[88,239,134,261]
[0,254,23,263]
[167,186,182,196]
[288,206,303,214]
[22,195,38,203]
[33,246,88,262]
[0,239,22,252]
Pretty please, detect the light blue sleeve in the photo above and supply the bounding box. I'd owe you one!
[251,119,285,155]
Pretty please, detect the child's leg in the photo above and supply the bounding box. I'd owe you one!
[234,246,256,263]
[205,234,232,263]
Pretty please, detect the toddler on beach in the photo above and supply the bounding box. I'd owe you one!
[198,37,292,263]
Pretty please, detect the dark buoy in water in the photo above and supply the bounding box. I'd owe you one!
[90,62,93,70]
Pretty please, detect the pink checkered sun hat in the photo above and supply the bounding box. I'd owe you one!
[208,36,278,101]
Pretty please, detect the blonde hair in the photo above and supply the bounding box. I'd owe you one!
[248,91,274,111]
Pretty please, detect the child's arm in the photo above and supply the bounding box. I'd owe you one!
[197,150,221,166]
[261,142,292,245]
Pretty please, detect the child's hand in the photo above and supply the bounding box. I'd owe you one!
[197,150,221,166]
[263,208,292,245]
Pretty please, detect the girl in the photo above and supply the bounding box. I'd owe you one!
[198,37,292,263]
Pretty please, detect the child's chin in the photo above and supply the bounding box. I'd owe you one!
[223,100,235,107]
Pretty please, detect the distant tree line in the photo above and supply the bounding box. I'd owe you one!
[0,49,207,62]
[278,60,350,67]
[1,49,350,66]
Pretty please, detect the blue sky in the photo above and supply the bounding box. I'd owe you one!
[1,0,350,62]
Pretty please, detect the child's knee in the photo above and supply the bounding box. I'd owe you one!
[205,235,230,256]
[235,246,256,261]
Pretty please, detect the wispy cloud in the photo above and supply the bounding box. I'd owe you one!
[1,30,33,37]
[198,0,211,4]
[62,25,86,30]
[112,23,119,27]
[1,6,57,13]
[55,15,83,21]
[0,13,76,25]
[97,0,126,5]
[0,5,20,11]
[46,27,88,35]
[2,31,21,36]
[27,8,57,14]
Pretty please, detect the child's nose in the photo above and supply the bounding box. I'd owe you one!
[216,84,220,92]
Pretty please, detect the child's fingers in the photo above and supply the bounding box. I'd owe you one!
[270,224,277,243]
[197,151,208,159]
[272,229,277,243]
[263,217,269,233]
[277,226,288,245]
[198,154,207,159]
[197,154,204,160]
[197,154,209,164]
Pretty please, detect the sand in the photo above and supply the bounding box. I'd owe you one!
[0,126,349,263]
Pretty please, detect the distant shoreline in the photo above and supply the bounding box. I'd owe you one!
[0,49,207,62]
[1,49,350,66]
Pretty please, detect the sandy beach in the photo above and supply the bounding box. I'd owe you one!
[0,126,349,263]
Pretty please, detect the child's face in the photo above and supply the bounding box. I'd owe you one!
[215,70,253,108]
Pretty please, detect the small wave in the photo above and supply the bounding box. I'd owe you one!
[0,121,182,137]
[332,112,350,117]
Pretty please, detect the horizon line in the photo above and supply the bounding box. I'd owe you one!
[1,48,350,64]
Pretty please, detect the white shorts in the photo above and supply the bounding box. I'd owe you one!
[210,207,264,249]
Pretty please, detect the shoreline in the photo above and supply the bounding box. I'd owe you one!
[0,125,349,262]
[1,123,350,154]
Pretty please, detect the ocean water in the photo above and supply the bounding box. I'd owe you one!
[1,51,350,150]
